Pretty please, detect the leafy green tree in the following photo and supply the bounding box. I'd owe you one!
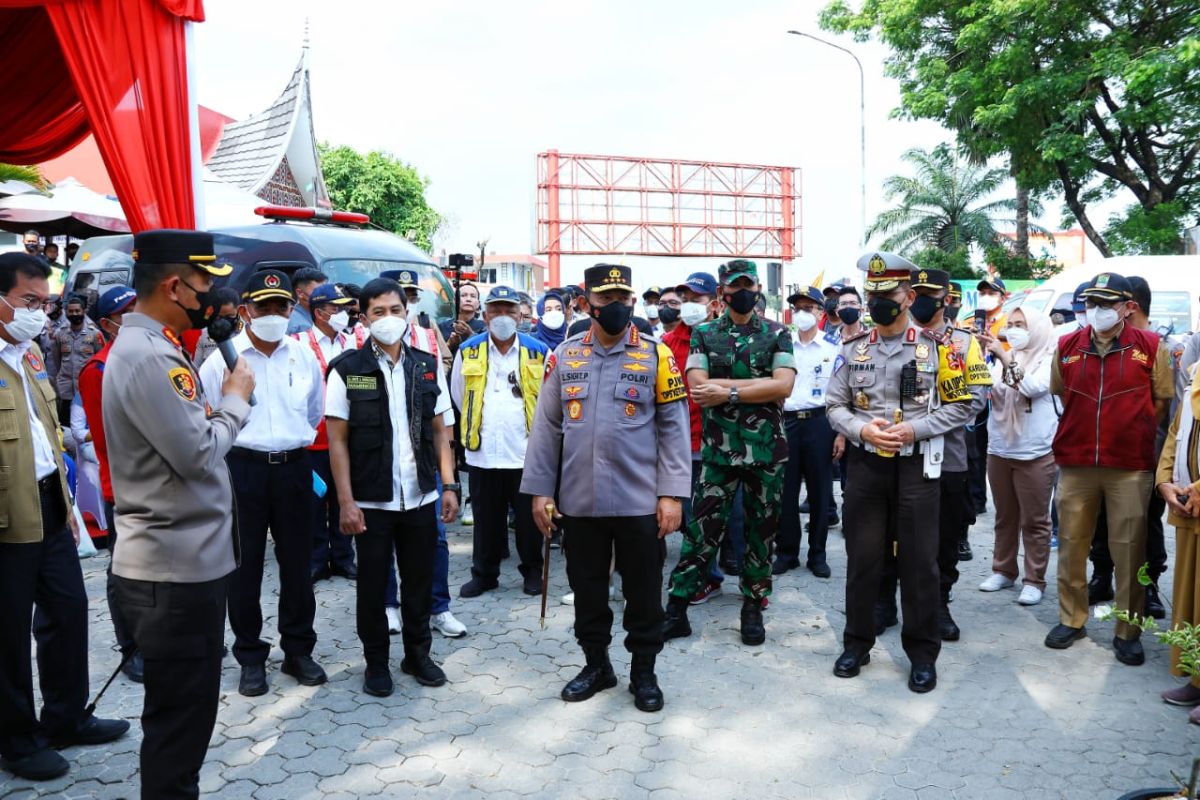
[820,0,1200,256]
[867,144,1025,255]
[318,144,442,251]
[911,246,980,280]
[0,163,47,190]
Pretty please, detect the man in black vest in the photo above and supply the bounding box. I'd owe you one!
[325,278,460,697]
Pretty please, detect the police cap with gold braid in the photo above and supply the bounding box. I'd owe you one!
[909,268,951,291]
[242,269,294,303]
[131,229,232,277]
[856,251,916,292]
[584,263,634,293]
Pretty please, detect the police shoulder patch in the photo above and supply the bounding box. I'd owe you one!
[169,367,198,401]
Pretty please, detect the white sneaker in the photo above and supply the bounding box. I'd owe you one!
[1017,585,1043,605]
[979,573,1015,592]
[385,607,401,634]
[462,507,474,526]
[432,611,467,638]
[562,592,575,606]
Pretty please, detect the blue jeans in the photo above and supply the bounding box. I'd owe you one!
[386,478,451,614]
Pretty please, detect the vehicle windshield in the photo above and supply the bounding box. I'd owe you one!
[1151,291,1191,336]
[322,259,453,323]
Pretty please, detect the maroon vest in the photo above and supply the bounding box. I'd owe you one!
[1052,324,1160,471]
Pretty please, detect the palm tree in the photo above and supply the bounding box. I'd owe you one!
[867,144,1028,255]
[0,163,48,191]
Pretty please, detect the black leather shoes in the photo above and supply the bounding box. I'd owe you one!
[1114,636,1146,666]
[1,748,69,781]
[239,663,269,696]
[628,654,664,713]
[1044,624,1087,649]
[50,715,130,749]
[121,650,144,683]
[363,666,393,697]
[1088,573,1114,605]
[282,655,328,686]
[522,576,541,596]
[331,562,358,580]
[771,557,799,576]
[807,560,832,579]
[874,604,898,636]
[834,650,869,678]
[562,663,618,702]
[938,607,960,641]
[662,597,692,641]
[1146,584,1166,619]
[908,662,937,693]
[401,655,447,686]
[459,578,499,598]
[957,540,973,561]
[740,598,766,646]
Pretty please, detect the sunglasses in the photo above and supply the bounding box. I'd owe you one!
[507,371,523,399]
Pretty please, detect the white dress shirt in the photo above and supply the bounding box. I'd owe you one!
[0,339,58,478]
[295,324,366,370]
[786,332,840,411]
[325,344,452,512]
[450,337,529,470]
[198,331,324,451]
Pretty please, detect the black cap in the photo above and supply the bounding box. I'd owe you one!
[948,281,963,300]
[380,268,421,287]
[132,229,231,276]
[1079,272,1133,302]
[786,286,824,306]
[242,269,294,303]
[910,268,951,291]
[584,264,633,293]
[642,285,663,301]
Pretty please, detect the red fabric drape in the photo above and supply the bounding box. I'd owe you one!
[0,0,205,230]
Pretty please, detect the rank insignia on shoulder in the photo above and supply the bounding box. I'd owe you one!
[842,329,870,344]
[567,399,583,420]
[161,327,183,349]
[544,353,558,380]
[169,367,198,401]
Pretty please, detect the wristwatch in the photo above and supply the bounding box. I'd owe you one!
[728,386,740,404]
[443,483,461,493]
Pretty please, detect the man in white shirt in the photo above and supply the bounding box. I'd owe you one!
[451,286,549,598]
[198,270,327,697]
[325,277,460,697]
[773,286,840,579]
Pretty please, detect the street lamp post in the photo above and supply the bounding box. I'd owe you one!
[787,30,867,247]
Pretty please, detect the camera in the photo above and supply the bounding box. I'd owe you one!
[448,253,475,268]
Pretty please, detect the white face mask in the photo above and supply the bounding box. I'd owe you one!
[249,313,289,343]
[976,294,999,312]
[489,315,517,342]
[540,309,565,330]
[370,315,408,345]
[1086,306,1121,332]
[644,303,659,320]
[1004,327,1030,350]
[327,310,349,334]
[0,299,47,344]
[793,310,818,332]
[680,302,708,328]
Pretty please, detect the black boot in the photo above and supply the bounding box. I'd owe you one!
[561,647,617,702]
[740,597,765,646]
[938,604,960,641]
[1088,572,1114,605]
[662,595,692,640]
[874,601,898,636]
[1145,583,1166,619]
[628,653,664,712]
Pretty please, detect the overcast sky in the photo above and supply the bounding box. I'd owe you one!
[194,0,1081,290]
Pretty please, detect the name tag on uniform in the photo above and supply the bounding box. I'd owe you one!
[346,375,378,391]
[917,362,936,373]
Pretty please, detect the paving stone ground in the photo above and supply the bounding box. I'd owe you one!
[3,492,1198,799]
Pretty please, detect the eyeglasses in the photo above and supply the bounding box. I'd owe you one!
[507,371,523,399]
[659,298,682,308]
[1,293,46,311]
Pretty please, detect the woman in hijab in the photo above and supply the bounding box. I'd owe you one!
[533,290,567,350]
[978,307,1059,606]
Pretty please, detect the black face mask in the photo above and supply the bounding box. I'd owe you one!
[837,307,861,326]
[66,313,85,326]
[944,305,961,323]
[591,300,634,336]
[176,277,220,330]
[725,288,759,315]
[823,298,839,317]
[658,306,681,325]
[867,295,905,325]
[909,294,944,325]
[23,243,38,254]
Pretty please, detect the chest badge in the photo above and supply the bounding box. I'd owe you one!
[626,351,651,361]
[853,341,871,362]
[622,362,650,372]
[169,367,198,402]
[567,399,583,420]
[25,352,44,373]
[854,390,871,410]
[625,402,637,417]
[915,343,930,359]
[564,385,583,398]
[564,359,589,369]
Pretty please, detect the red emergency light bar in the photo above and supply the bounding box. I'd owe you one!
[254,206,371,226]
[442,269,479,281]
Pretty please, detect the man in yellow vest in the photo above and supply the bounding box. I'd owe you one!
[451,285,548,597]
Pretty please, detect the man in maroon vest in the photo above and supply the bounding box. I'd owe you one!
[1047,272,1173,665]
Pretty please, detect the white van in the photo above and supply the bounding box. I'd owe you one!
[1005,255,1200,336]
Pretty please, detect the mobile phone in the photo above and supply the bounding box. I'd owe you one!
[974,309,988,332]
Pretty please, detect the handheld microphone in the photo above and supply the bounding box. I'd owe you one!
[207,316,256,406]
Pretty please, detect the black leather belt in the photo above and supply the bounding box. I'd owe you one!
[786,407,825,420]
[229,447,307,465]
[37,472,59,494]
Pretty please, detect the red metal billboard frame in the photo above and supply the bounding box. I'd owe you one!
[536,150,801,286]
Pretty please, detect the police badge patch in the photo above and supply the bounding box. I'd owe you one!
[169,367,198,401]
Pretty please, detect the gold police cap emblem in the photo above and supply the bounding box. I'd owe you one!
[264,273,281,289]
[608,268,622,279]
[869,254,886,275]
[918,270,928,283]
[400,271,414,283]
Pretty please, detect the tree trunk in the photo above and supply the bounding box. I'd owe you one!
[1015,183,1030,258]
[1055,161,1112,257]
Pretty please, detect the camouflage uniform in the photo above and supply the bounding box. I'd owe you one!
[667,311,796,601]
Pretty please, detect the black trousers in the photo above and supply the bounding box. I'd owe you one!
[880,469,968,607]
[966,412,990,512]
[468,466,541,583]
[103,501,136,654]
[776,412,835,566]
[309,449,356,572]
[0,483,88,759]
[358,505,437,667]
[114,574,227,800]
[1091,491,1168,581]
[564,514,665,656]
[844,448,941,665]
[226,452,317,666]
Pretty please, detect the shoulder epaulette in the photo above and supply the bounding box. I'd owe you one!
[842,329,871,344]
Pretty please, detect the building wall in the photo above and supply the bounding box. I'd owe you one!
[258,156,305,207]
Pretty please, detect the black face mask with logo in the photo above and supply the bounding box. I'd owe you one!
[867,295,905,325]
[909,294,944,324]
[591,300,633,335]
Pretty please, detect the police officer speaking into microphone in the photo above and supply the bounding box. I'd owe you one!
[104,230,255,798]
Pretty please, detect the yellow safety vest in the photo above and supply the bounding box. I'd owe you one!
[459,336,546,451]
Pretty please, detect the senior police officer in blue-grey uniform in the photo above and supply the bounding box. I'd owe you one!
[105,230,256,799]
[522,264,691,714]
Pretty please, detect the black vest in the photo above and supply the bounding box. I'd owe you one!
[328,341,440,503]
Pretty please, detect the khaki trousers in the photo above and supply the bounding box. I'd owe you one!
[1056,466,1149,639]
[1172,527,1200,685]
[988,453,1056,590]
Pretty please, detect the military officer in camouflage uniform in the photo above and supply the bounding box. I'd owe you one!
[874,268,991,642]
[663,259,797,647]
[826,252,980,693]
[522,264,691,713]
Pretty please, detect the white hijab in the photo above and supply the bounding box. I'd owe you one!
[992,308,1055,442]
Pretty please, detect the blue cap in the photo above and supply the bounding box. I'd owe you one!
[309,283,352,308]
[1072,281,1090,312]
[380,268,420,287]
[676,271,718,297]
[787,285,824,305]
[485,285,520,305]
[96,286,136,318]
[977,276,1007,293]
